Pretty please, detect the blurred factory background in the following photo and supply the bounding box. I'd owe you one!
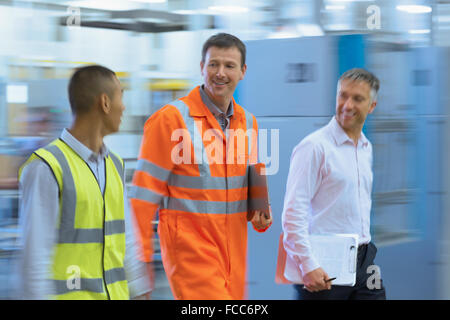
[0,0,449,300]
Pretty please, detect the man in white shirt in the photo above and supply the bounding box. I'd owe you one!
[281,68,386,299]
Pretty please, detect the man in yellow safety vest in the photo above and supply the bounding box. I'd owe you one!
[15,65,151,300]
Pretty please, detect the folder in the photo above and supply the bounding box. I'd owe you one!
[275,233,358,286]
[247,163,270,221]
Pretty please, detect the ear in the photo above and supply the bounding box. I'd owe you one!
[240,63,247,80]
[200,60,205,76]
[368,100,377,114]
[100,93,111,114]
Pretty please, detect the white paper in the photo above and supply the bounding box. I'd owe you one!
[284,234,358,286]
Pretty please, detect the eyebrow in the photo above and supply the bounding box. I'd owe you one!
[208,58,238,65]
[339,91,366,98]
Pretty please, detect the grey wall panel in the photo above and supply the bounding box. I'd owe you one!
[367,47,448,300]
[376,192,442,300]
[421,117,445,193]
[27,79,70,110]
[238,36,338,117]
[413,47,450,116]
[368,49,416,117]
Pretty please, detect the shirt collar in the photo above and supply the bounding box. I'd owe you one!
[329,116,369,147]
[60,128,108,163]
[199,85,234,118]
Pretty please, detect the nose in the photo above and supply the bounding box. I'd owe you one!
[342,98,354,111]
[216,65,225,78]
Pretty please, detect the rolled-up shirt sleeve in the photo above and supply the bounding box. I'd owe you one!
[281,139,324,277]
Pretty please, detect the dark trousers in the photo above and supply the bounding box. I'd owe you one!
[294,242,386,300]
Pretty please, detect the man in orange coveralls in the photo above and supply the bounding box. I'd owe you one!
[130,33,272,299]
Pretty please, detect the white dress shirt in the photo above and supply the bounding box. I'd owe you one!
[14,128,151,299]
[281,116,373,277]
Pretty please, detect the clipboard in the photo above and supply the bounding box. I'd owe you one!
[275,233,358,286]
[247,163,270,221]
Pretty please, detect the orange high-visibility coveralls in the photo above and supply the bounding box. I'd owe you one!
[130,86,269,299]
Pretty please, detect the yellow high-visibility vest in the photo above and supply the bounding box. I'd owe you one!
[19,138,129,300]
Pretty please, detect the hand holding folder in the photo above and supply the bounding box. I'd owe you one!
[247,163,271,222]
[276,233,359,286]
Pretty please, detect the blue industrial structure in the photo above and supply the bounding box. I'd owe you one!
[239,35,448,300]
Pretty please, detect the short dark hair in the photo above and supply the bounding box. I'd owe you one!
[201,33,246,68]
[68,65,117,115]
[338,68,380,101]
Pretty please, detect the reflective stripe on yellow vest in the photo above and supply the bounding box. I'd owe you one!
[19,138,129,300]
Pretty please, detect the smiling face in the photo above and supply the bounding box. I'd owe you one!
[200,45,247,111]
[335,78,377,139]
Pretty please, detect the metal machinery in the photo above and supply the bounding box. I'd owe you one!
[368,45,450,299]
[237,35,449,299]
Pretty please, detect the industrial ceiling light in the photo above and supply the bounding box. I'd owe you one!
[327,0,374,2]
[131,0,167,3]
[396,5,432,14]
[267,31,299,39]
[207,6,249,14]
[324,5,346,10]
[64,0,140,11]
[173,10,197,15]
[408,29,431,34]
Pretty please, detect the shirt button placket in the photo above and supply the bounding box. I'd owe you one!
[355,143,364,240]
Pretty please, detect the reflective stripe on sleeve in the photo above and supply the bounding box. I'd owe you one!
[128,185,164,205]
[135,158,171,182]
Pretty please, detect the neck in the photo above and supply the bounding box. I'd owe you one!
[334,115,362,146]
[203,87,231,113]
[214,99,230,113]
[344,128,362,146]
[68,116,105,154]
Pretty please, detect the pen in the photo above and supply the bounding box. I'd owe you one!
[325,277,336,283]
